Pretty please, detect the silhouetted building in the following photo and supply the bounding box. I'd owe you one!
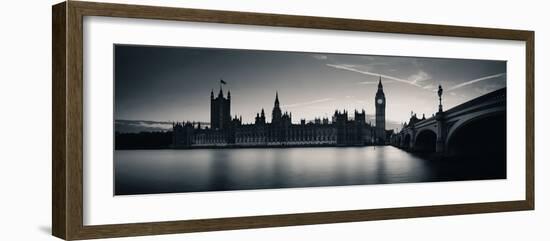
[210,86,231,130]
[375,76,386,144]
[174,80,388,148]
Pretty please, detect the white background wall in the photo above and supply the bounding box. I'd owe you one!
[0,0,547,240]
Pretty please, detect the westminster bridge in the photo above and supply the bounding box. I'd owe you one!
[390,87,506,158]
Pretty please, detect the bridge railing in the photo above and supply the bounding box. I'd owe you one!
[444,87,506,115]
[415,116,435,126]
[398,87,506,132]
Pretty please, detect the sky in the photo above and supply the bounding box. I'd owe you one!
[114,45,506,132]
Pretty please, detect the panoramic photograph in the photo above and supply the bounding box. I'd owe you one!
[114,44,507,195]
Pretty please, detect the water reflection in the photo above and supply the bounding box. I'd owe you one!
[114,146,505,195]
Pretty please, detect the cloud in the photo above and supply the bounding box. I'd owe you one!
[282,98,335,108]
[117,119,173,125]
[422,84,435,90]
[115,119,173,133]
[312,54,328,60]
[474,82,507,95]
[358,80,396,85]
[326,64,423,87]
[409,70,431,84]
[447,73,506,91]
[357,81,379,85]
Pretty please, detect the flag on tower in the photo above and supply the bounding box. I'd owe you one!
[220,79,227,85]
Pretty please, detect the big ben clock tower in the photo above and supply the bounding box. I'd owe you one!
[375,76,386,144]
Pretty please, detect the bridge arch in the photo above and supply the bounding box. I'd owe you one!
[395,135,402,147]
[445,105,505,145]
[446,111,506,159]
[403,134,412,149]
[414,129,437,153]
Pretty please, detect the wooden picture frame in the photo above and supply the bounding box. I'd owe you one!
[52,1,534,240]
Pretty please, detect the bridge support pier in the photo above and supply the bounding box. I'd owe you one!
[409,129,416,151]
[435,112,445,154]
[436,140,445,153]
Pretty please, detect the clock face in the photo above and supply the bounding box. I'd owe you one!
[377,98,384,104]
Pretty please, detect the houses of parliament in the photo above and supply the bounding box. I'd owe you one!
[173,78,389,148]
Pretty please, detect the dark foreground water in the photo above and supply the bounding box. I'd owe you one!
[115,146,505,195]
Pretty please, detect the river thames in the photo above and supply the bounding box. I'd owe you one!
[114,146,505,195]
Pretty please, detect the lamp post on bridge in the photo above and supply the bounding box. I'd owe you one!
[435,84,445,155]
[438,84,443,113]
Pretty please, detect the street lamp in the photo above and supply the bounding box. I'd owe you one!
[438,84,443,113]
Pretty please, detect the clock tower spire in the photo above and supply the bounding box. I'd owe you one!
[375,76,386,144]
